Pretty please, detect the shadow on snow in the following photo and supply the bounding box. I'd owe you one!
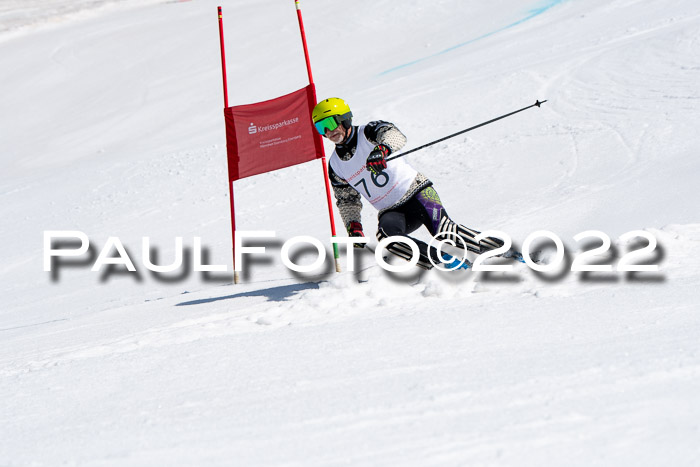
[175,281,321,306]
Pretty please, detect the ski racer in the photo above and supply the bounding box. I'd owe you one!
[312,97,505,270]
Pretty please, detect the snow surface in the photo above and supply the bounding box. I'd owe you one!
[2,0,700,465]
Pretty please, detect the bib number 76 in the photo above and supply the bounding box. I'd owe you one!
[353,171,389,198]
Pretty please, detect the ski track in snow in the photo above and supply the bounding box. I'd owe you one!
[379,0,571,75]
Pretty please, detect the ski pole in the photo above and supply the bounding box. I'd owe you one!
[385,99,547,162]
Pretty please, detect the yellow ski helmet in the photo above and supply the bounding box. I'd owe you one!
[312,97,353,134]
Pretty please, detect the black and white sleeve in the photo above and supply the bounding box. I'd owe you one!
[364,120,407,153]
[328,161,363,231]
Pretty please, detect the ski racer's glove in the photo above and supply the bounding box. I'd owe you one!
[347,221,365,249]
[366,144,390,175]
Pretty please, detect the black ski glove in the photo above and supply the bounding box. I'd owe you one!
[347,221,365,249]
[366,144,390,175]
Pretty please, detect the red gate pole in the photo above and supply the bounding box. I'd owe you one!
[294,0,341,273]
[217,6,229,108]
[218,6,240,284]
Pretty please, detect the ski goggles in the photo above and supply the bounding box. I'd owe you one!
[314,115,340,135]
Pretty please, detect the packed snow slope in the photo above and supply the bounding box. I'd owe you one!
[1,0,700,465]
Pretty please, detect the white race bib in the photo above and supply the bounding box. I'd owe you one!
[330,125,417,211]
